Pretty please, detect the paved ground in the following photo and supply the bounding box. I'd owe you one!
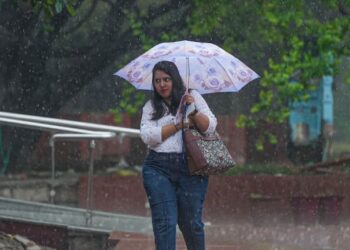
[206,223,350,250]
[109,231,248,250]
[110,222,350,250]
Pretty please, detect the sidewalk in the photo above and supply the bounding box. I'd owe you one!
[108,231,250,250]
[109,222,350,250]
[205,223,350,250]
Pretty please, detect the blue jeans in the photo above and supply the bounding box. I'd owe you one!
[142,150,208,250]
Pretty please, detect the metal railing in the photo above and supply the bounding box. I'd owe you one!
[0,111,140,136]
[0,111,140,225]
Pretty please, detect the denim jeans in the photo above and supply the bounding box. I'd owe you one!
[142,150,208,250]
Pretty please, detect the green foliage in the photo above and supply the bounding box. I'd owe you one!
[347,63,350,85]
[110,84,146,124]
[225,163,297,176]
[190,0,231,35]
[122,9,156,50]
[9,0,77,33]
[190,0,350,149]
[250,130,279,152]
[29,0,77,17]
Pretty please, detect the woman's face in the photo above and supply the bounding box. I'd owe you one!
[154,70,173,102]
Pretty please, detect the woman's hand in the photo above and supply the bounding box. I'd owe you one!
[184,94,194,105]
[180,92,211,133]
[183,94,198,117]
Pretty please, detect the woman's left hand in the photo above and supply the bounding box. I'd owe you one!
[183,94,197,118]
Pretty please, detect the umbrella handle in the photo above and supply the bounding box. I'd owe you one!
[184,103,196,125]
[186,56,190,92]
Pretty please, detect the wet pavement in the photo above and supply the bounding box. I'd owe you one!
[205,223,350,250]
[110,222,350,250]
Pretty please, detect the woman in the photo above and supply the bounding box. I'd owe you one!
[140,60,217,250]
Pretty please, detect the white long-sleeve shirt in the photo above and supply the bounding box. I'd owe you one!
[140,90,217,153]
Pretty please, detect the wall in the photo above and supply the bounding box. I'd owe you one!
[1,174,348,226]
[79,175,350,226]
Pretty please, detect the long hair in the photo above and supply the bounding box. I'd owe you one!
[151,61,185,120]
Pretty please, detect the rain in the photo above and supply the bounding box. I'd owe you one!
[0,0,350,249]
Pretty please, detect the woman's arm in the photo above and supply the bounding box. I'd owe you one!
[161,123,180,141]
[189,111,210,133]
[184,90,217,134]
[140,101,162,146]
[141,101,182,144]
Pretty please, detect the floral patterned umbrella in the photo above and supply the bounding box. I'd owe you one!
[114,40,259,94]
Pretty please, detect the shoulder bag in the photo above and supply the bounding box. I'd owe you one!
[183,125,236,176]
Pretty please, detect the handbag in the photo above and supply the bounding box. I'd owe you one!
[183,127,236,175]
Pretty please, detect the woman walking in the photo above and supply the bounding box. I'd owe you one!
[140,60,217,250]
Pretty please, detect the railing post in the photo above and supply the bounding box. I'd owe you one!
[117,133,129,167]
[86,139,96,226]
[49,136,56,204]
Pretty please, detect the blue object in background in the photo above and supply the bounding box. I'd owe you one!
[289,76,333,146]
[321,76,334,125]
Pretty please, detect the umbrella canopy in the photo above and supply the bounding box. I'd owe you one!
[114,40,259,94]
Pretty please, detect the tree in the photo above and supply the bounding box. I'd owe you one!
[189,0,350,150]
[0,0,191,172]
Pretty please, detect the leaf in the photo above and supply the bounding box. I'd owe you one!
[267,133,277,144]
[256,139,264,151]
[66,4,76,16]
[55,0,63,13]
[346,74,350,86]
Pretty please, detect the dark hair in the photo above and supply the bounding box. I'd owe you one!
[151,61,185,120]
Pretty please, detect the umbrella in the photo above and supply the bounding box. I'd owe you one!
[114,40,259,94]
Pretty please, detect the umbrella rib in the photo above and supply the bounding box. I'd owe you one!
[213,57,238,91]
